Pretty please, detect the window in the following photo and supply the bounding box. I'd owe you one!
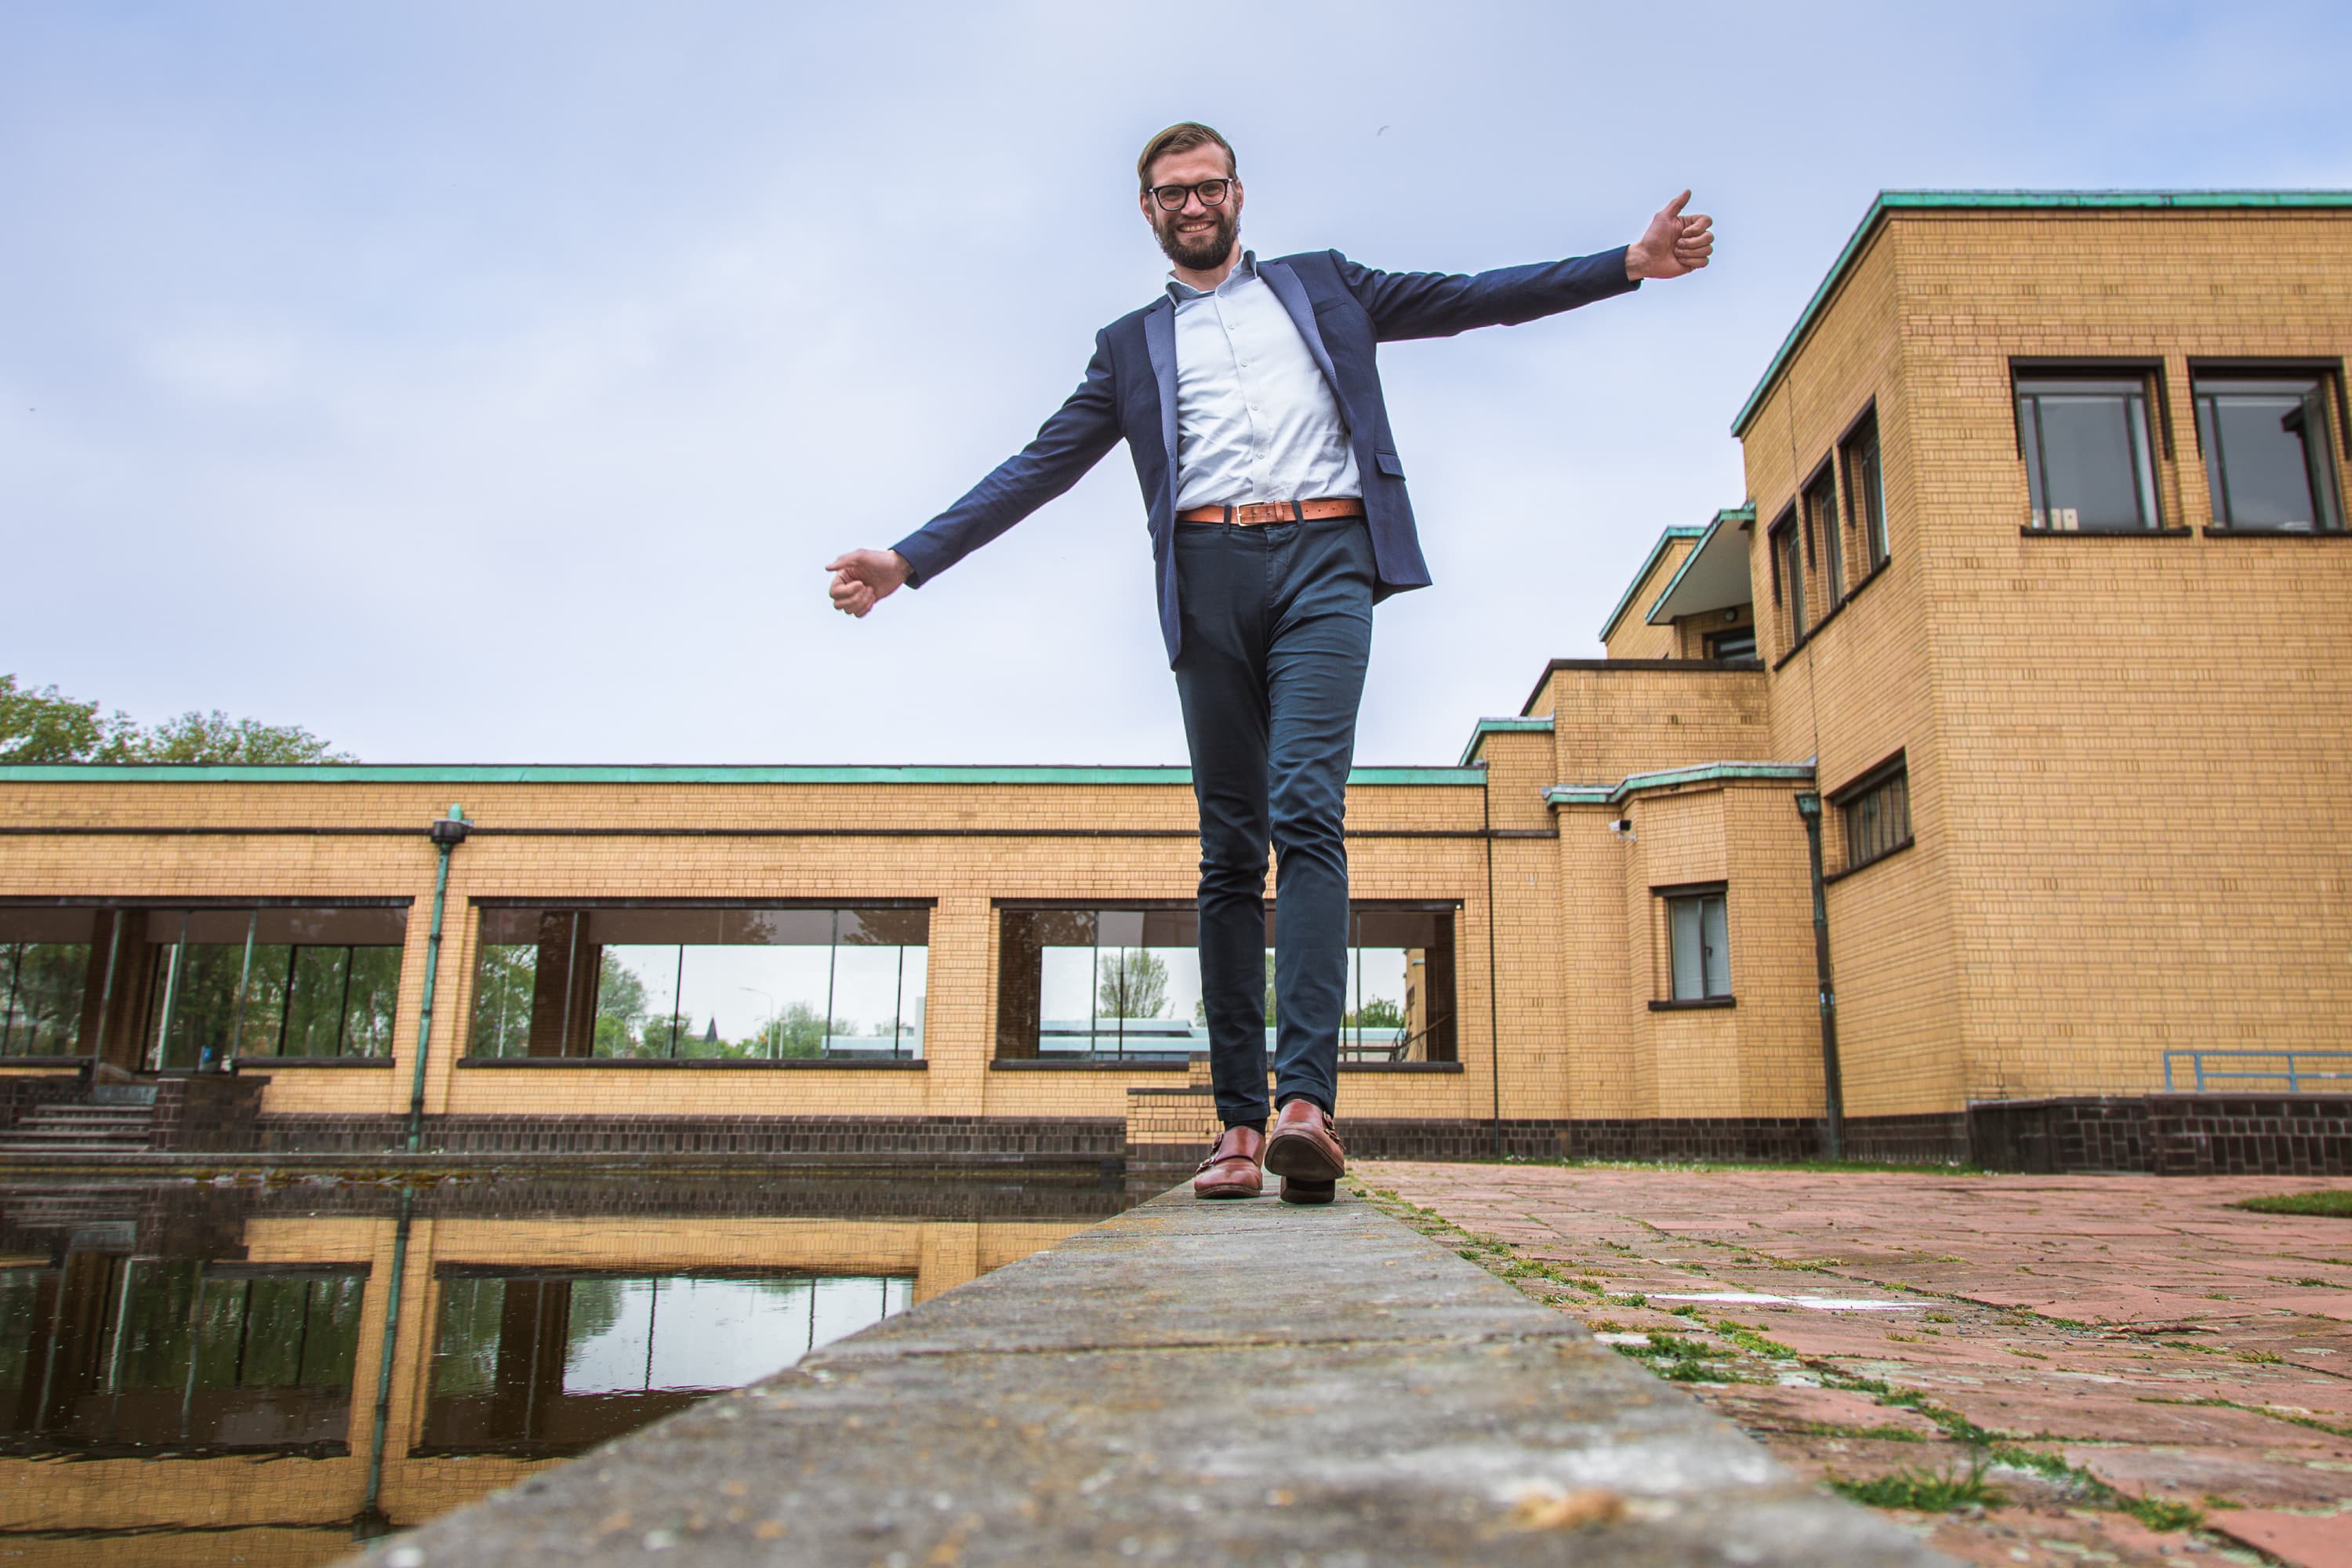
[1769,509,1805,651]
[993,903,1455,1064]
[468,906,927,1061]
[1806,467,1844,609]
[0,1259,365,1451]
[1844,412,1889,573]
[420,1269,910,1456]
[2016,373,2162,530]
[1704,625,1756,660]
[0,909,98,1057]
[1838,760,1912,873]
[2195,373,2344,532]
[1663,888,1730,1001]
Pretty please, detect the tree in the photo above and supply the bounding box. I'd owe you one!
[0,673,351,764]
[1097,948,1168,1020]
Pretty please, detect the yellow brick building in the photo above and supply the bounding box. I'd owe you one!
[3,192,2347,1172]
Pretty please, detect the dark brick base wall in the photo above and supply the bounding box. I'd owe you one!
[1843,1112,1969,1165]
[256,1113,1123,1161]
[1559,1118,1823,1163]
[1965,1095,2352,1174]
[0,1071,93,1130]
[152,1075,266,1152]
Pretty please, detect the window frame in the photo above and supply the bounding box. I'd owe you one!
[1804,459,1844,611]
[1841,403,1890,575]
[1653,881,1732,1004]
[1767,505,1805,655]
[1828,753,1914,879]
[2010,359,2171,532]
[2187,359,2349,534]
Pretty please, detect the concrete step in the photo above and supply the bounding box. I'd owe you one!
[375,1186,1952,1566]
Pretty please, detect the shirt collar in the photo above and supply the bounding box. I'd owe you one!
[1165,249,1258,302]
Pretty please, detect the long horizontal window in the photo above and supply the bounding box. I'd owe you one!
[421,1269,910,1457]
[0,906,405,1068]
[468,906,927,1061]
[0,1259,365,1454]
[994,904,1454,1064]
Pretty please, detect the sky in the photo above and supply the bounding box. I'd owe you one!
[5,2,2350,768]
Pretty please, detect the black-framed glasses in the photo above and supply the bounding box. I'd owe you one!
[1148,178,1233,212]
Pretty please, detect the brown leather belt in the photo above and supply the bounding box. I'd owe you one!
[1176,497,1365,527]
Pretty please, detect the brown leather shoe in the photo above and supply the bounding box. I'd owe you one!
[1192,1126,1264,1200]
[1264,1099,1345,1183]
[1279,1175,1336,1206]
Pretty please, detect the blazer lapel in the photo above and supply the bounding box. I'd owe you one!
[1142,296,1179,484]
[1258,260,1344,401]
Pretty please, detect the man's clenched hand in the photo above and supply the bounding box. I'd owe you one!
[828,549,910,618]
[1626,191,1715,281]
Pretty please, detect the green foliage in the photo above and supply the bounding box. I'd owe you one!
[1097,947,1170,1020]
[1345,996,1405,1029]
[1828,1458,2003,1512]
[2237,1190,2352,1218]
[0,673,350,765]
[2124,1497,2203,1531]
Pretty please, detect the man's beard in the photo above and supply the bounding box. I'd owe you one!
[1156,205,1237,271]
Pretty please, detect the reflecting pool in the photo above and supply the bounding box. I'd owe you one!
[0,1170,1133,1564]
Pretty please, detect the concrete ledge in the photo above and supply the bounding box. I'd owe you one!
[372,1185,1944,1566]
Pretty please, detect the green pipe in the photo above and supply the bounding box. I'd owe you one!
[405,806,467,1154]
[354,1185,415,1542]
[1795,793,1846,1160]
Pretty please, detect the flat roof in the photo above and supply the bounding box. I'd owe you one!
[1646,506,1755,626]
[0,763,1486,788]
[1596,527,1707,644]
[1730,189,2352,439]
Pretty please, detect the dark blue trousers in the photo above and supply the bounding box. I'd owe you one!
[1171,517,1374,1127]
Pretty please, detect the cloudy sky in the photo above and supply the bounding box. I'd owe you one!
[5,2,2348,768]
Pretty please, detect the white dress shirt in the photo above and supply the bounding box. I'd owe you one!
[1167,252,1361,510]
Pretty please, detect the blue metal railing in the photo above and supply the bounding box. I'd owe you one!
[2162,1049,2352,1093]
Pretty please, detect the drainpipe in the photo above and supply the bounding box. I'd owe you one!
[1794,793,1846,1160]
[353,1184,416,1542]
[1482,775,1503,1160]
[404,806,470,1154]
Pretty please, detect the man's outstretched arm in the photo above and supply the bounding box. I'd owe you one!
[829,333,1123,618]
[1339,191,1714,343]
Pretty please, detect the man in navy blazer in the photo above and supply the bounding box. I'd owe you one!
[831,123,1712,1203]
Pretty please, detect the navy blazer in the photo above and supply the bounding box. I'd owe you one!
[891,245,1638,665]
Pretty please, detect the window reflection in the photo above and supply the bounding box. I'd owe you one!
[0,1259,364,1455]
[419,1270,911,1456]
[2196,374,2344,532]
[995,905,1454,1064]
[2017,375,2162,531]
[468,906,928,1060]
[0,906,406,1069]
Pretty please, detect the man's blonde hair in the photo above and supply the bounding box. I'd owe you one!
[1137,122,1237,191]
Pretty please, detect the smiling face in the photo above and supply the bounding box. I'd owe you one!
[1140,140,1243,274]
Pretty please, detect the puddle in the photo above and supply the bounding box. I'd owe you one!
[0,1167,1137,1561]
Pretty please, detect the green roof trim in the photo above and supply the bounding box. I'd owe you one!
[1457,716,1555,768]
[1644,505,1755,626]
[1730,189,2352,439]
[0,763,1486,789]
[1597,526,1708,644]
[1543,760,1816,808]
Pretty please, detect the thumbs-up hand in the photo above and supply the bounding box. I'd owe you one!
[1627,191,1715,281]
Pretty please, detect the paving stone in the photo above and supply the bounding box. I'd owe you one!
[2208,1507,2352,1568]
[354,1187,1947,1566]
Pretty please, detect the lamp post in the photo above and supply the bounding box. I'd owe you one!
[739,985,778,1058]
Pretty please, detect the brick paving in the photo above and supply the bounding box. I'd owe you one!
[1358,1162,2352,1568]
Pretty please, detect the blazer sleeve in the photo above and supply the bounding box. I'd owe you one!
[891,332,1123,588]
[1332,248,1640,343]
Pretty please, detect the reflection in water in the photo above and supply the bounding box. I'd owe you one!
[420,1272,911,1455]
[0,1259,365,1454]
[0,1172,1128,1565]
